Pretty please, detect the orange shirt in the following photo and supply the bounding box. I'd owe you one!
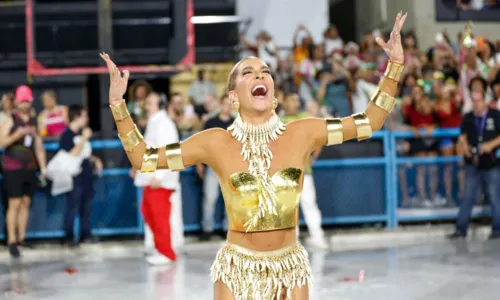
[294,46,310,85]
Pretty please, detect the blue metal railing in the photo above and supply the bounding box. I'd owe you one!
[0,128,486,240]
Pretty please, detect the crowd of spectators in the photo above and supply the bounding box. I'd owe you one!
[173,22,500,209]
[69,21,500,210]
[1,20,500,243]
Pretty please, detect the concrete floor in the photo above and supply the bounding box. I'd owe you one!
[0,239,499,300]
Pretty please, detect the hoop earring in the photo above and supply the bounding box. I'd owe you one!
[232,101,240,111]
[272,98,278,110]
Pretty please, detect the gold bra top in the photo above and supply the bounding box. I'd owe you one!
[220,167,304,232]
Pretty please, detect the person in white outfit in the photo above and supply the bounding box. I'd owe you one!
[196,95,235,240]
[131,92,183,265]
[280,93,329,249]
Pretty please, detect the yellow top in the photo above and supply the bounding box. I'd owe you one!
[220,167,304,232]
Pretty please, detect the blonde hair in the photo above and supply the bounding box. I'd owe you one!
[226,56,259,92]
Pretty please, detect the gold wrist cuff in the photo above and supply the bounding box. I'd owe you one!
[165,142,185,171]
[352,112,372,141]
[371,88,397,112]
[119,126,143,152]
[325,118,344,145]
[384,61,404,82]
[140,147,159,173]
[110,101,130,121]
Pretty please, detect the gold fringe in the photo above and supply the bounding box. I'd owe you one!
[210,242,312,300]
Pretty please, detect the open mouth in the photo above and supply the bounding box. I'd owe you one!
[251,84,268,98]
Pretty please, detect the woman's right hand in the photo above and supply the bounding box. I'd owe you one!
[99,52,130,105]
[14,126,33,138]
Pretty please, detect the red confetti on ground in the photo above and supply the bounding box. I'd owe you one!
[3,289,24,296]
[337,277,357,282]
[337,270,366,283]
[64,268,78,274]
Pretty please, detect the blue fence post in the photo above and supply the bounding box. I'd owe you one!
[137,187,144,234]
[388,131,398,228]
[383,130,393,228]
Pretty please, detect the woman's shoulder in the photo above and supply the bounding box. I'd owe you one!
[285,117,324,133]
[187,127,232,145]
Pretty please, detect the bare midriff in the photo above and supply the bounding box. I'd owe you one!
[226,227,297,251]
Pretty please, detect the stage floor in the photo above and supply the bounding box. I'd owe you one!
[0,239,499,300]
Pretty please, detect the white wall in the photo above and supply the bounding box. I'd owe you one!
[356,0,415,40]
[236,0,499,51]
[236,0,329,48]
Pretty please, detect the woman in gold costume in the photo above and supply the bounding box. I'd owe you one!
[100,12,407,300]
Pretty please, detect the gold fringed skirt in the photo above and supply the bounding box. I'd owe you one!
[210,242,312,300]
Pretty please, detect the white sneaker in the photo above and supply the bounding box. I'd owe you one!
[306,236,329,250]
[421,199,434,208]
[146,253,173,266]
[143,247,154,256]
[433,194,447,206]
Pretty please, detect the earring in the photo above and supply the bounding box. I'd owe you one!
[232,100,240,111]
[272,98,278,109]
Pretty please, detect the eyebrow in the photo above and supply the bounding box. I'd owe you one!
[241,66,270,72]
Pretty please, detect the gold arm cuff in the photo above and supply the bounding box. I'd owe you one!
[384,61,404,82]
[165,142,185,171]
[325,118,344,145]
[119,126,143,152]
[370,88,397,112]
[110,101,130,121]
[140,147,159,173]
[352,112,372,141]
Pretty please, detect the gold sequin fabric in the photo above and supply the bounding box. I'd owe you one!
[221,168,303,232]
[227,114,286,231]
[210,242,312,300]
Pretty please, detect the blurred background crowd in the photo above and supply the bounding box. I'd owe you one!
[4,20,500,204]
[1,0,500,251]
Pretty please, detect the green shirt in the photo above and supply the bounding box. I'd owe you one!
[280,112,314,174]
[280,112,312,123]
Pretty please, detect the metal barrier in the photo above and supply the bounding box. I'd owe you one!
[1,128,483,240]
[391,128,490,225]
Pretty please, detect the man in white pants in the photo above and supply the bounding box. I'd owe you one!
[132,92,183,265]
[196,95,234,240]
[298,167,329,249]
[281,93,329,249]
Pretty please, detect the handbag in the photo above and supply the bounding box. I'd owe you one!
[46,150,84,196]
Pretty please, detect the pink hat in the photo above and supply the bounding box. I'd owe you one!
[15,85,33,102]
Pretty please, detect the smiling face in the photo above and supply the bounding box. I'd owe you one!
[227,57,275,116]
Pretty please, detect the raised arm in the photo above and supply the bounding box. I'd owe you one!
[100,53,209,173]
[298,12,408,151]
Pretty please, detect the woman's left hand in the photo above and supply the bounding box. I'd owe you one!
[376,12,408,64]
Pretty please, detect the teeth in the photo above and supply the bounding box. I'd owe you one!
[252,85,267,94]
